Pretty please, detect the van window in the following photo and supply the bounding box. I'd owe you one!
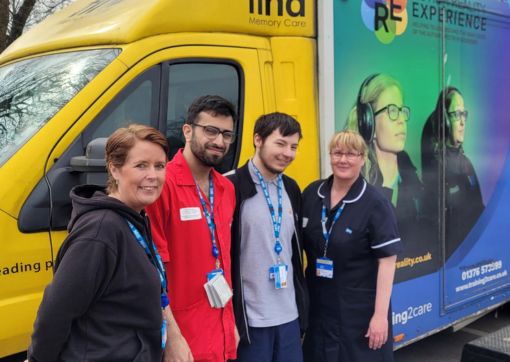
[19,64,160,233]
[0,48,119,167]
[166,62,240,172]
[85,65,160,140]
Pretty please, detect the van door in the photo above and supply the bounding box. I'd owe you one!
[3,43,264,356]
[440,3,510,312]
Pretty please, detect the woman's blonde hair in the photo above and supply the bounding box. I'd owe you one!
[329,130,367,159]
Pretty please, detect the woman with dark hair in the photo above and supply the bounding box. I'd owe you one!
[421,87,484,259]
[27,124,174,361]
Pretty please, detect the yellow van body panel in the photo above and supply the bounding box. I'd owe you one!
[0,31,318,355]
[0,0,315,64]
[114,33,272,68]
[235,36,320,186]
[270,37,319,187]
[0,211,57,355]
[0,1,319,356]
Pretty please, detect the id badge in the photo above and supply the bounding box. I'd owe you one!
[269,264,288,280]
[316,257,334,279]
[273,264,288,289]
[207,268,224,281]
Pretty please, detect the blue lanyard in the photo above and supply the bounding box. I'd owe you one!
[321,202,345,257]
[195,174,221,269]
[126,220,169,309]
[252,161,284,260]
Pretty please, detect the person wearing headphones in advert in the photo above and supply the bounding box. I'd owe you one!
[421,87,484,259]
[346,73,433,281]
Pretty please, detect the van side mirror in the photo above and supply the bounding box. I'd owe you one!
[19,138,108,232]
[70,137,107,185]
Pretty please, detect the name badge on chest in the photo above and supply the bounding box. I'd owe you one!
[180,207,202,221]
[316,257,334,279]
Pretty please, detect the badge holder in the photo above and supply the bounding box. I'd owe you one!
[207,268,224,281]
[318,202,344,279]
[316,257,334,279]
[204,272,233,308]
[269,263,288,289]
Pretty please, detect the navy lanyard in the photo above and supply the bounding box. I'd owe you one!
[195,174,221,269]
[321,202,345,258]
[126,220,169,308]
[252,161,284,261]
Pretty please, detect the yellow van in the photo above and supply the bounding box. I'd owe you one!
[0,0,318,356]
[2,0,510,358]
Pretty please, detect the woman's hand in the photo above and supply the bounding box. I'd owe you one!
[365,313,389,350]
[366,255,397,350]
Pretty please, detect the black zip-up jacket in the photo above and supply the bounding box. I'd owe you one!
[28,185,163,362]
[227,161,309,343]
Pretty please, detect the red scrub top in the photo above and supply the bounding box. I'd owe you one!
[146,150,236,361]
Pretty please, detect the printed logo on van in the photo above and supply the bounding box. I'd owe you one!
[361,0,408,44]
[248,0,307,29]
[249,0,305,17]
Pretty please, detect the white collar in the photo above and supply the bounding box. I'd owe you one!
[317,177,367,204]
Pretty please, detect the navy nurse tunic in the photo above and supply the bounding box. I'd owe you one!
[302,175,402,362]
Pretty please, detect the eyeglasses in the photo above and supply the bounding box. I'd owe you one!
[447,110,468,122]
[192,123,236,144]
[374,104,411,121]
[330,151,363,161]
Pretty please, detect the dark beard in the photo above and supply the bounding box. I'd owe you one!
[191,139,226,167]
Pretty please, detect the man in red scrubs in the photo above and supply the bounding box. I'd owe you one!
[147,95,239,361]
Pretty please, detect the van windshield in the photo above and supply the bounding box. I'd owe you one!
[0,49,119,167]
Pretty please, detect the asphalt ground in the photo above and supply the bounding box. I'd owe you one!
[395,302,510,362]
[3,303,510,362]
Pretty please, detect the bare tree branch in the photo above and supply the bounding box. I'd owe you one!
[7,0,37,47]
[0,0,9,51]
[0,0,73,54]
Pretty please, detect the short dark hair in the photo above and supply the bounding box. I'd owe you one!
[254,112,302,142]
[105,124,168,194]
[186,95,237,125]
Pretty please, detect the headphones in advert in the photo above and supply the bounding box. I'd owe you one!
[356,74,380,144]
